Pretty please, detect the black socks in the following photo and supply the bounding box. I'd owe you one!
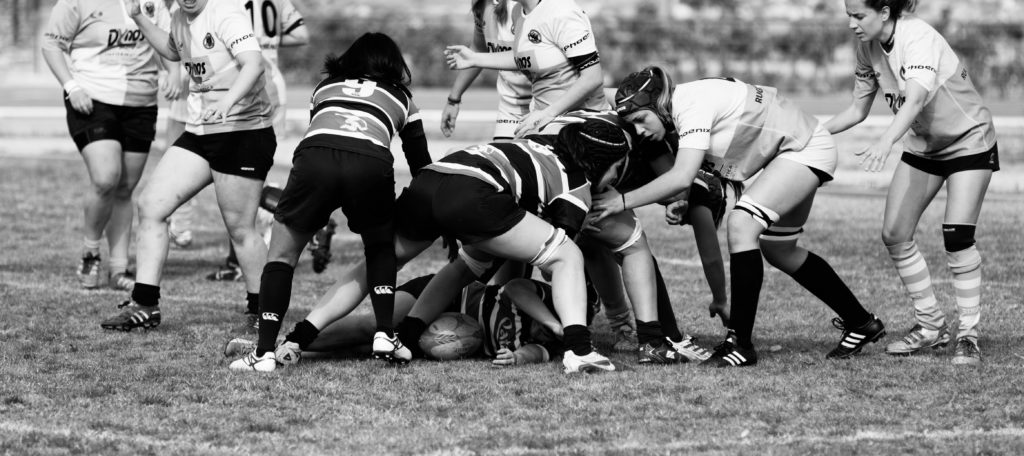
[729,250,763,349]
[789,252,871,327]
[256,261,294,356]
[131,283,160,307]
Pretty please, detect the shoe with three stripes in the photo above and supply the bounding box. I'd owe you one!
[826,315,886,359]
[100,300,161,331]
[702,334,757,368]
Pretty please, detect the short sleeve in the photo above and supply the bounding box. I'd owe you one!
[280,0,305,36]
[42,0,79,53]
[900,27,942,92]
[216,2,261,56]
[852,43,879,100]
[672,89,714,151]
[548,8,598,58]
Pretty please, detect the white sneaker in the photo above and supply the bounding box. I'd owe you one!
[372,331,412,364]
[563,349,616,374]
[229,350,276,372]
[668,335,711,362]
[223,337,256,358]
[275,341,302,366]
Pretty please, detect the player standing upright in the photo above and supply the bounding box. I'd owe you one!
[101,0,274,331]
[442,0,532,141]
[825,0,999,365]
[596,67,886,367]
[41,0,176,291]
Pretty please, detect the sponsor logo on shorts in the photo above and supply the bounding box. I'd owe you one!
[373,286,394,295]
[241,167,255,171]
[262,312,279,321]
[528,30,541,44]
[203,33,215,49]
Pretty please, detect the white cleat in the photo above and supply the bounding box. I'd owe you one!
[372,331,412,364]
[668,335,712,362]
[563,349,616,374]
[275,341,302,367]
[229,350,276,372]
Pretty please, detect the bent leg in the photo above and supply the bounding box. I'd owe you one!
[943,169,992,340]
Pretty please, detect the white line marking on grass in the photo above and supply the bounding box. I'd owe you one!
[0,421,230,453]
[657,258,704,268]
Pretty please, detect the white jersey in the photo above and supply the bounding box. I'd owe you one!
[853,16,996,160]
[475,0,532,135]
[42,0,170,106]
[168,0,273,135]
[512,0,607,113]
[240,0,305,121]
[672,78,819,181]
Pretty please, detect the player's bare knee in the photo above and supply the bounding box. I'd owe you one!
[500,278,535,301]
[529,227,578,272]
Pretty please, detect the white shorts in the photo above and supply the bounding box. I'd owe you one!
[776,124,837,182]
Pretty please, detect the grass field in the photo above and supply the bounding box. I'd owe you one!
[2,151,1023,455]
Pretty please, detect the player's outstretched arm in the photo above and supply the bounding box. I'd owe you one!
[690,206,729,326]
[124,0,178,61]
[823,93,874,135]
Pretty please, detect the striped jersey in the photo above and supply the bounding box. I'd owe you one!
[168,0,273,134]
[474,1,532,115]
[513,0,608,112]
[425,138,591,235]
[852,16,996,159]
[298,77,430,172]
[671,78,819,181]
[42,0,170,107]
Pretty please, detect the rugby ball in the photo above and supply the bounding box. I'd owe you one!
[418,312,484,360]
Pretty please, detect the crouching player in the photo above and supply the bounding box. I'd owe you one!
[225,274,600,366]
[595,66,886,367]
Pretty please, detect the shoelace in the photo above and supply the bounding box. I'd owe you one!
[116,300,132,309]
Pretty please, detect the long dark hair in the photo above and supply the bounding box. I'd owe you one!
[322,32,412,88]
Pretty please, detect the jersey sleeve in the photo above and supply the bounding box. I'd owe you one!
[852,43,879,100]
[545,178,590,238]
[548,7,600,72]
[279,0,306,36]
[900,27,943,92]
[41,0,79,53]
[399,98,432,175]
[216,2,261,57]
[672,90,714,151]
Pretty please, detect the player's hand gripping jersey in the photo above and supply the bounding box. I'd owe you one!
[42,0,170,107]
[168,0,273,134]
[671,78,820,181]
[852,16,996,159]
[424,137,592,238]
[298,77,431,173]
[512,0,607,112]
[475,1,532,124]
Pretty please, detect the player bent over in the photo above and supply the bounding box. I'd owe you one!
[595,66,886,367]
[232,118,632,374]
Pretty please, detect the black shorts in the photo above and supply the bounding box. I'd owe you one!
[173,128,276,180]
[395,170,526,245]
[901,144,1000,178]
[275,146,396,234]
[64,99,157,152]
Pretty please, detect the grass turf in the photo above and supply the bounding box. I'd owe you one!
[1,155,1023,455]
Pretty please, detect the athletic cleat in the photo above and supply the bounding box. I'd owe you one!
[668,335,712,362]
[168,226,193,248]
[951,337,982,366]
[229,350,276,372]
[637,342,683,364]
[275,341,302,366]
[703,336,757,368]
[309,219,337,274]
[206,262,243,281]
[109,270,135,292]
[826,315,886,359]
[223,338,257,358]
[612,325,639,352]
[885,323,951,356]
[372,331,412,364]
[77,253,102,289]
[563,349,616,374]
[100,300,161,331]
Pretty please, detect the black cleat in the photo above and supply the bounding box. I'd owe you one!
[100,300,161,331]
[702,333,757,367]
[827,315,886,359]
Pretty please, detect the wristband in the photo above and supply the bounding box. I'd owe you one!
[63,79,82,95]
[446,96,461,105]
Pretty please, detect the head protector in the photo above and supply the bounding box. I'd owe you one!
[556,118,632,185]
[615,66,673,129]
